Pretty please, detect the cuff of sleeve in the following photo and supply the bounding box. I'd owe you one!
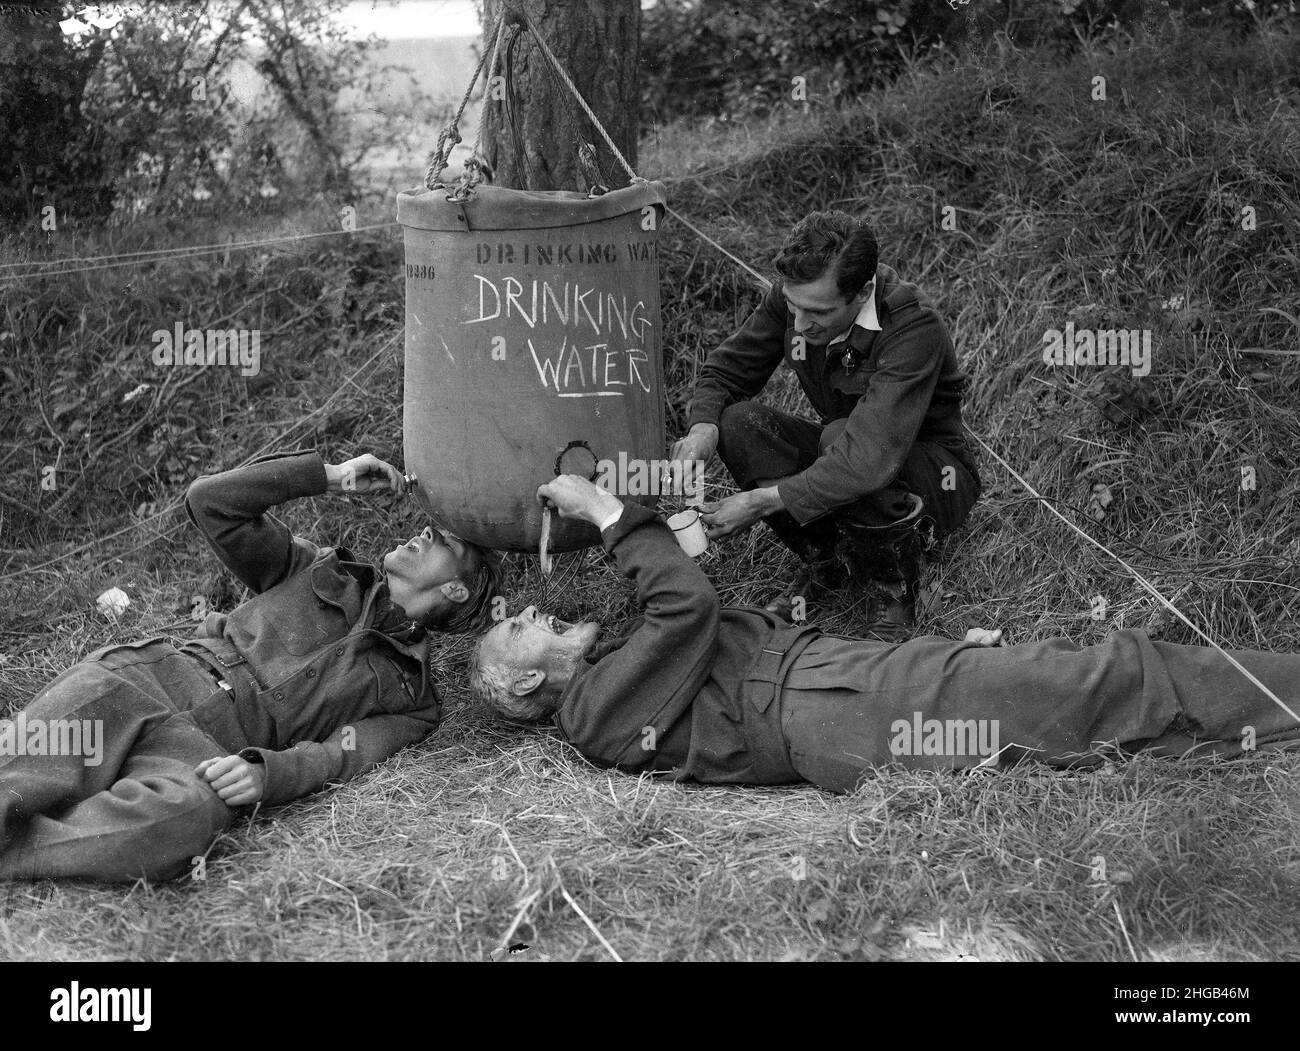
[251,449,329,498]
[238,744,330,807]
[776,473,829,526]
[596,507,624,533]
[601,502,659,552]
[685,395,724,432]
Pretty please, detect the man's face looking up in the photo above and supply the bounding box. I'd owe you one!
[383,526,479,621]
[783,267,873,345]
[479,605,602,698]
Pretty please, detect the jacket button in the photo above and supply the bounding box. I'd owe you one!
[306,668,316,678]
[273,691,284,700]
[318,600,329,610]
[335,647,344,656]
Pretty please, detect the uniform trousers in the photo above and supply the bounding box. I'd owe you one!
[715,400,980,561]
[0,641,237,881]
[779,628,1300,790]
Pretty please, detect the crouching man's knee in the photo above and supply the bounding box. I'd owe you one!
[718,400,770,438]
[717,401,784,481]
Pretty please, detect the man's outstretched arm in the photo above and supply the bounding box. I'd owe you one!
[685,281,789,431]
[186,451,405,594]
[539,476,722,769]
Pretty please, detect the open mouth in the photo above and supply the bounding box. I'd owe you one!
[546,614,571,635]
[404,529,441,554]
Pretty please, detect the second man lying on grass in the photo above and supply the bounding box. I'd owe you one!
[470,475,1300,788]
[0,450,498,882]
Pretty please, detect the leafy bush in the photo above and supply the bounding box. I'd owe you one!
[0,0,434,229]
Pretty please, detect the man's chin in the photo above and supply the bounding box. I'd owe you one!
[571,621,601,652]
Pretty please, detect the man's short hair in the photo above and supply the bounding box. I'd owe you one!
[772,211,879,301]
[468,635,554,723]
[421,544,502,635]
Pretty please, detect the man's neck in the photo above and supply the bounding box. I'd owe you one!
[827,279,880,345]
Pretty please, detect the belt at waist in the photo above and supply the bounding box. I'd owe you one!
[741,622,821,714]
[733,622,821,784]
[171,639,258,754]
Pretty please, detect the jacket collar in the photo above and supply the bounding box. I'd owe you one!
[825,264,897,363]
[827,277,882,346]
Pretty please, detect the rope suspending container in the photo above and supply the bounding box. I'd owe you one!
[397,180,669,552]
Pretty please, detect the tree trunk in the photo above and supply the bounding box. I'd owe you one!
[0,12,109,223]
[478,0,639,192]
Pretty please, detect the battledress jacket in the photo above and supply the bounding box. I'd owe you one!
[556,503,818,783]
[685,264,977,525]
[177,450,440,806]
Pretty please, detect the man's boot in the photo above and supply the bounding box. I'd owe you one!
[758,510,844,623]
[836,494,933,642]
[764,555,845,624]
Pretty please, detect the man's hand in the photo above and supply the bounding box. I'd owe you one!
[324,454,405,495]
[699,487,782,540]
[195,755,265,806]
[664,423,718,496]
[538,474,623,527]
[963,627,1003,647]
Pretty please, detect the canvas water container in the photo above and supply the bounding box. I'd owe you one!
[397,180,668,552]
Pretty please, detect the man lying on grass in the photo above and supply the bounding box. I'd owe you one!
[0,450,498,882]
[470,475,1299,787]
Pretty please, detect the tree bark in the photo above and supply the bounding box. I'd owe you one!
[479,0,639,192]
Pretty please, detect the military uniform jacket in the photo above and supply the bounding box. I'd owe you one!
[178,451,440,806]
[685,264,977,524]
[556,504,818,784]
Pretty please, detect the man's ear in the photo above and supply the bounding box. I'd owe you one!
[511,668,546,697]
[439,579,470,604]
[853,277,875,306]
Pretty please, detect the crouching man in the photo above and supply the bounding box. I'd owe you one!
[470,476,1299,789]
[0,449,498,881]
[670,211,981,636]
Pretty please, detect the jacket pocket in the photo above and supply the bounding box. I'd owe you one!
[365,651,423,714]
[84,637,173,667]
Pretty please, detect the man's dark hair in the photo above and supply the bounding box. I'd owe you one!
[772,211,879,301]
[420,544,503,635]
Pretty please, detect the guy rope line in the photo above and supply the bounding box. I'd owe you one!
[659,208,773,290]
[513,7,772,290]
[964,424,1299,725]
[0,223,397,282]
[503,11,1300,726]
[423,6,505,189]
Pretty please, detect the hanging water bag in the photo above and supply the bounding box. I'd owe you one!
[397,180,668,552]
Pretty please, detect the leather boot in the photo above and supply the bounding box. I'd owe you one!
[836,494,933,642]
[764,557,845,624]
